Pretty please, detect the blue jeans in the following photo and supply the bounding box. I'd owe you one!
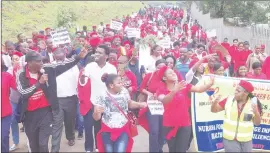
[147,110,164,152]
[2,115,12,152]
[76,103,84,134]
[101,132,128,153]
[11,102,19,145]
[83,108,94,152]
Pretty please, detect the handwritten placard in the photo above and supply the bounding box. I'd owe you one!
[110,20,123,31]
[50,27,71,45]
[148,97,164,115]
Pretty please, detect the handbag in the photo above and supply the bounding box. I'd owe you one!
[106,92,138,137]
[137,72,154,102]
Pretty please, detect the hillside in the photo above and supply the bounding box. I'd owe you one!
[2,1,144,42]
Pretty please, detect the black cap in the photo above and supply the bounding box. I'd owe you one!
[25,51,42,62]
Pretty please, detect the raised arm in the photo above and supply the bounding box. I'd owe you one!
[190,76,214,93]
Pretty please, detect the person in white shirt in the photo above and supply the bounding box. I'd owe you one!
[51,48,80,152]
[79,44,117,152]
[145,45,163,73]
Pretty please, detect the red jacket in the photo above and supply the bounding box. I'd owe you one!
[97,122,133,152]
[77,70,92,116]
[1,72,16,117]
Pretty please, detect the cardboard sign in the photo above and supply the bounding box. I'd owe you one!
[110,20,123,31]
[157,38,171,49]
[50,27,71,45]
[147,96,164,115]
[126,28,140,38]
[206,29,217,38]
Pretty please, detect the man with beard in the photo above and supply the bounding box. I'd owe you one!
[16,49,88,152]
[175,48,191,79]
[79,44,117,152]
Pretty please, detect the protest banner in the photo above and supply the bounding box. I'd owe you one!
[147,96,164,115]
[110,20,123,31]
[157,38,171,49]
[50,27,71,45]
[191,76,270,152]
[206,29,217,38]
[126,28,140,38]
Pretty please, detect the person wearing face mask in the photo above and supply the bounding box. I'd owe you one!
[93,73,147,152]
[138,59,167,153]
[246,62,267,80]
[175,48,191,80]
[234,65,248,78]
[145,45,163,73]
[211,80,262,152]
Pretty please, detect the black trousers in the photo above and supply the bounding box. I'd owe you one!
[24,106,53,152]
[164,126,191,152]
[94,119,101,149]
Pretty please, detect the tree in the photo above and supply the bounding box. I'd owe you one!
[198,0,268,25]
[57,8,78,29]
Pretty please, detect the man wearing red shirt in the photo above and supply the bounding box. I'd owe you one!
[1,62,16,153]
[16,49,88,152]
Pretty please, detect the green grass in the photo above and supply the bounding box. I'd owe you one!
[2,1,144,42]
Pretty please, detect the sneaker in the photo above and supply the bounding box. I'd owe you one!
[9,144,18,152]
[68,140,75,146]
[78,133,83,140]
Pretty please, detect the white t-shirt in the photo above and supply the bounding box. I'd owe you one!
[55,60,79,97]
[81,62,117,103]
[96,88,130,128]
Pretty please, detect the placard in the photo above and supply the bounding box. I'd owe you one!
[50,27,71,45]
[126,28,141,38]
[192,76,270,152]
[110,20,123,31]
[157,38,171,49]
[147,96,164,115]
[206,29,217,38]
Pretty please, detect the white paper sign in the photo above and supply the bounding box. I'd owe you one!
[50,27,71,45]
[126,28,141,38]
[157,38,171,49]
[206,29,217,38]
[110,20,123,31]
[147,99,164,115]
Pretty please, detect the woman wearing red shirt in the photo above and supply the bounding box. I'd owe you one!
[1,62,16,153]
[234,42,252,71]
[156,66,214,152]
[138,59,167,152]
[247,62,267,80]
[164,55,183,81]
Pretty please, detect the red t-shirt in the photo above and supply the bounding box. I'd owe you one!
[122,70,138,96]
[246,72,267,80]
[140,71,165,94]
[1,72,16,117]
[156,84,192,127]
[25,67,50,111]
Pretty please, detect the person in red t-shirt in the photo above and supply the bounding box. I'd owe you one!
[246,62,267,80]
[1,61,16,153]
[211,80,262,152]
[221,38,230,51]
[262,56,270,80]
[234,42,252,72]
[156,66,214,152]
[164,55,184,81]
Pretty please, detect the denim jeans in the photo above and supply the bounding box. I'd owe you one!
[147,110,164,152]
[83,108,94,152]
[76,103,84,134]
[1,115,12,152]
[11,102,19,145]
[101,132,128,153]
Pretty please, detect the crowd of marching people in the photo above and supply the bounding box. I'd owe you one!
[2,4,270,153]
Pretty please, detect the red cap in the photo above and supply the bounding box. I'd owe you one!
[189,59,199,69]
[45,27,51,31]
[106,24,110,28]
[123,40,131,46]
[158,66,169,80]
[89,37,101,48]
[261,44,265,49]
[239,80,254,93]
[12,51,23,57]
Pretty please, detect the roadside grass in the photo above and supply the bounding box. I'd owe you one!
[2,1,144,42]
